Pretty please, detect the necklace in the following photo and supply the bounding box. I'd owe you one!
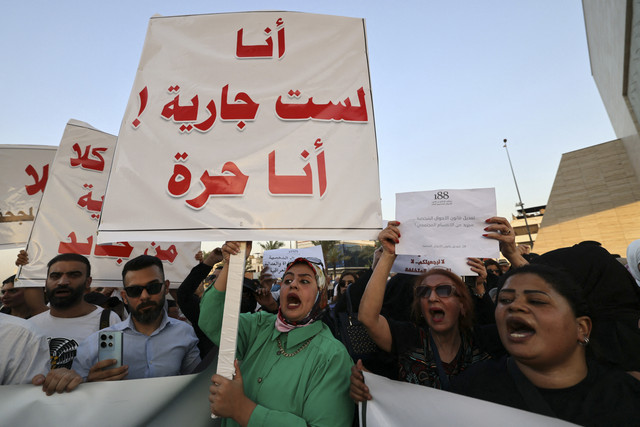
[276,336,314,357]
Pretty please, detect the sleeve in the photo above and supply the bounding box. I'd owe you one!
[180,325,202,374]
[198,286,226,345]
[247,343,354,427]
[177,263,211,324]
[386,317,420,355]
[0,324,50,385]
[72,332,100,379]
[334,269,372,313]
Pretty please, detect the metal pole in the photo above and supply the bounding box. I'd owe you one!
[503,139,534,247]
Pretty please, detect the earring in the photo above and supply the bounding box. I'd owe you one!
[579,336,590,346]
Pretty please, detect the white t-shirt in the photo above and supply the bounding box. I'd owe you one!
[0,313,50,384]
[29,305,121,343]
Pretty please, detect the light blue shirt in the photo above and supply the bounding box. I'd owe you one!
[73,312,201,380]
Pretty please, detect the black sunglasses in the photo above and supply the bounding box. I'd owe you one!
[285,257,324,271]
[124,282,164,298]
[415,284,456,299]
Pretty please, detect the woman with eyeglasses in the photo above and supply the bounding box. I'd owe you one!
[332,272,357,303]
[352,221,500,394]
[199,242,354,427]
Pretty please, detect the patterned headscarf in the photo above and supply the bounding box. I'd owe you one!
[275,257,328,331]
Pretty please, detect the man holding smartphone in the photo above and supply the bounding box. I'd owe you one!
[72,255,201,381]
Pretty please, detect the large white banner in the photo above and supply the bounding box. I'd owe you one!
[360,372,575,426]
[395,188,498,276]
[16,120,199,288]
[97,12,381,244]
[0,368,574,426]
[0,145,57,249]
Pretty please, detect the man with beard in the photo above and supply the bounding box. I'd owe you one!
[28,253,121,368]
[72,255,200,381]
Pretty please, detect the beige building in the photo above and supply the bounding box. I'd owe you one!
[533,1,640,256]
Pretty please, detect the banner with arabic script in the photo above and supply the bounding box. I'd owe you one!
[98,12,381,244]
[16,120,199,288]
[0,145,57,250]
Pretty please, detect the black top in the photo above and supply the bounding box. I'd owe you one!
[452,356,640,426]
[388,319,502,389]
[176,262,215,358]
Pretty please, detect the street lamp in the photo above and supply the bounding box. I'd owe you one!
[503,139,534,247]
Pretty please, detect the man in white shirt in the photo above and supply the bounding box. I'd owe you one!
[0,313,82,394]
[26,253,120,368]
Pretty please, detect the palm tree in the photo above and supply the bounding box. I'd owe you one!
[259,241,285,250]
[312,240,343,277]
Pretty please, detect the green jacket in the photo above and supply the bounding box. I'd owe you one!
[199,287,354,427]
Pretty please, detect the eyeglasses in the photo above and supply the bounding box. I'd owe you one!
[415,284,457,299]
[487,268,500,274]
[124,282,164,298]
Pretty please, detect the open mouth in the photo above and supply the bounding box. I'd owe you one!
[286,293,301,309]
[429,307,445,322]
[54,288,71,297]
[506,318,535,339]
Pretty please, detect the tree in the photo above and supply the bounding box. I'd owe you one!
[358,244,378,268]
[259,241,285,250]
[312,240,343,277]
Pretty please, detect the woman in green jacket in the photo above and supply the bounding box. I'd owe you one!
[199,241,354,427]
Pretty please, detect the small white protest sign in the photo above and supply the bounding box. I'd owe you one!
[262,246,325,279]
[395,188,498,275]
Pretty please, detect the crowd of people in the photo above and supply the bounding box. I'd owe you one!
[1,216,640,426]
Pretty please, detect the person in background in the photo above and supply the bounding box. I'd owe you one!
[332,271,357,303]
[498,259,510,274]
[176,249,223,360]
[627,239,640,287]
[2,275,32,318]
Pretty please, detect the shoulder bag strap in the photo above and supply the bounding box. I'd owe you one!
[99,308,112,330]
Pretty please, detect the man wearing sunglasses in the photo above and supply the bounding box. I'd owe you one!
[72,255,201,382]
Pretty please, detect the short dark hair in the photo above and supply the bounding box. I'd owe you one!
[497,263,589,318]
[484,259,500,270]
[122,255,164,283]
[2,275,15,286]
[47,254,91,277]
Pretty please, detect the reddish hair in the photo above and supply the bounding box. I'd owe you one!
[411,268,475,334]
